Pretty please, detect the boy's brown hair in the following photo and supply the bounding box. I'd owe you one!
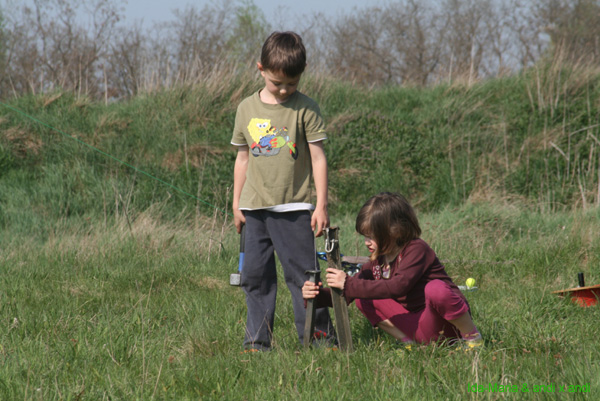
[260,31,306,77]
[355,192,422,260]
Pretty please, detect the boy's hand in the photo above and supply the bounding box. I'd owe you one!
[233,209,246,233]
[302,280,321,299]
[311,206,329,237]
[326,268,347,290]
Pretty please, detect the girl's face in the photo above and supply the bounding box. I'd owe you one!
[364,236,378,255]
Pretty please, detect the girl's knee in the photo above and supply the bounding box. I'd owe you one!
[424,279,451,305]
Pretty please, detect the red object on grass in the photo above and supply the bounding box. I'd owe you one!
[553,284,600,307]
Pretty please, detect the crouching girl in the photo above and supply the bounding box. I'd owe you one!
[302,192,482,348]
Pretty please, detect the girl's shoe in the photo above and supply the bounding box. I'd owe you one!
[461,334,484,351]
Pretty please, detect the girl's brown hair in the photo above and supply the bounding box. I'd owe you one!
[355,192,421,260]
[260,31,306,77]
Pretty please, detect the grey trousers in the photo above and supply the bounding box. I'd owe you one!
[241,210,335,350]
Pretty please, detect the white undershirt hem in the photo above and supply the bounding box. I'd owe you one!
[239,202,314,213]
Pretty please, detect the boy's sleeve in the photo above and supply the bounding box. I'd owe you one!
[231,104,248,146]
[304,102,327,143]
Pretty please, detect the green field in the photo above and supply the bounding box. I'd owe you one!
[0,206,598,400]
[1,63,600,399]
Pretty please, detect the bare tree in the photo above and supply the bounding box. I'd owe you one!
[2,5,43,95]
[385,0,444,85]
[103,1,236,97]
[438,0,489,84]
[0,9,7,94]
[106,23,146,98]
[533,0,600,64]
[322,0,524,86]
[1,0,599,99]
[166,2,232,83]
[2,0,120,97]
[290,12,330,75]
[224,0,271,64]
[326,7,396,85]
[479,0,515,76]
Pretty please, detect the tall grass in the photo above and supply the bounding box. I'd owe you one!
[0,205,598,399]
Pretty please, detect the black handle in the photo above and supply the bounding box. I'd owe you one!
[578,272,585,287]
[239,224,245,253]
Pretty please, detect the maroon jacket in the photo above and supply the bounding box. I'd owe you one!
[314,239,464,313]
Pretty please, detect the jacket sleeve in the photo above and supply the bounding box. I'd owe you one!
[343,241,431,301]
[314,287,333,308]
[303,286,335,309]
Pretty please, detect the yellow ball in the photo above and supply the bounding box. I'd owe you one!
[466,278,476,288]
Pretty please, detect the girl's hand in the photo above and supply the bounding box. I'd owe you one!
[326,268,347,290]
[302,280,321,299]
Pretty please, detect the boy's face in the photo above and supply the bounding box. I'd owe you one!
[258,63,301,104]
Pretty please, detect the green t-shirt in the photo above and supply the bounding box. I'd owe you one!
[231,90,327,210]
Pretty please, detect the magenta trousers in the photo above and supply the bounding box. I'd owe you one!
[355,279,469,344]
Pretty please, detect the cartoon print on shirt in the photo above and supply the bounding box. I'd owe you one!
[247,118,298,159]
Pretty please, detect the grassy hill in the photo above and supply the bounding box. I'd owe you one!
[2,61,600,236]
[0,63,599,399]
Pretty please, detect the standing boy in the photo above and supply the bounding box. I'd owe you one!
[231,31,335,351]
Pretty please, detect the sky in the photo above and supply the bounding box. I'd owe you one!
[8,0,384,29]
[122,0,382,26]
